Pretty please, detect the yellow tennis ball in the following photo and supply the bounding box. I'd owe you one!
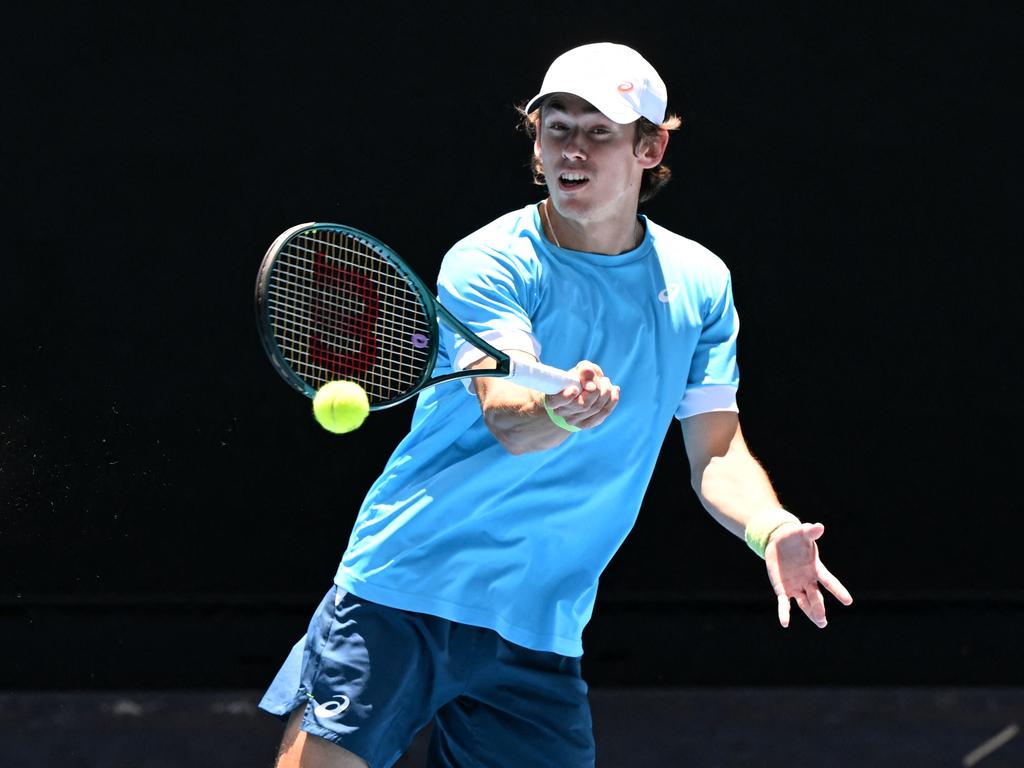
[312,381,369,434]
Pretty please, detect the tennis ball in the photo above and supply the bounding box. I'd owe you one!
[312,381,370,434]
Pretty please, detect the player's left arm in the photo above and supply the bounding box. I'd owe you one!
[680,410,853,628]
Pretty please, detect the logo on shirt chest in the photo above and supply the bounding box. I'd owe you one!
[658,284,680,303]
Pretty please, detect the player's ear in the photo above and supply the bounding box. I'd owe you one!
[637,128,669,169]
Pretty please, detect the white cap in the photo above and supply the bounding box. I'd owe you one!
[525,43,667,125]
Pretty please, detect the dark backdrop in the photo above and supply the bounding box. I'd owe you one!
[2,2,1021,688]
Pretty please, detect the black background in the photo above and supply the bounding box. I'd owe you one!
[2,2,1021,688]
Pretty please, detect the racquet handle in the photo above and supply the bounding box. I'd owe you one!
[506,359,580,394]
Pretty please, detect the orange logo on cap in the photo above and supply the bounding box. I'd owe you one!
[617,81,634,92]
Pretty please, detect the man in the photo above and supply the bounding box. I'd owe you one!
[260,42,852,768]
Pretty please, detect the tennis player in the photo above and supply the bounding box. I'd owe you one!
[260,42,853,768]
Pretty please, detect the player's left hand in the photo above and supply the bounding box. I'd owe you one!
[764,522,853,628]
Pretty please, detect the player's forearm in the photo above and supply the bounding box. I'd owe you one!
[470,354,617,453]
[691,445,782,540]
[479,389,572,455]
[469,353,576,454]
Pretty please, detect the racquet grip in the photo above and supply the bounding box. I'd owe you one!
[506,359,580,394]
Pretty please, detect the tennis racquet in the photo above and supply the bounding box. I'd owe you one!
[255,222,579,410]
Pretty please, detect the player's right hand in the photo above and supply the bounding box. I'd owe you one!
[545,360,620,430]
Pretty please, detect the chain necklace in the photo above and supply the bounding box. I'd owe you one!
[543,198,561,248]
[543,198,643,252]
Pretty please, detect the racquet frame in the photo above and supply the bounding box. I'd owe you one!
[255,222,516,410]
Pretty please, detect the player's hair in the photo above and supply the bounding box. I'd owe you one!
[517,99,683,203]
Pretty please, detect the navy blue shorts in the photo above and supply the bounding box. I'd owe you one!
[259,585,595,768]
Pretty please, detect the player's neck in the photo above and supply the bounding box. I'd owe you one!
[542,198,643,256]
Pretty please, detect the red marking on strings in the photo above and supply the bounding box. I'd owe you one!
[309,251,379,377]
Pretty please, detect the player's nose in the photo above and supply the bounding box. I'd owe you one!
[562,130,588,161]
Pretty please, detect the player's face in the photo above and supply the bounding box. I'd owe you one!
[534,93,661,223]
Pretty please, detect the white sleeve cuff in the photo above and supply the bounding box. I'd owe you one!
[675,384,739,420]
[453,329,542,393]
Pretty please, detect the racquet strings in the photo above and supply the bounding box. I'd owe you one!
[265,228,433,405]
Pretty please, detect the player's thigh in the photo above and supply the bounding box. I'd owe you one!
[267,587,452,766]
[431,633,595,767]
[430,693,594,768]
[275,706,368,768]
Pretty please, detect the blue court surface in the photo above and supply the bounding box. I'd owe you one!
[2,688,1021,767]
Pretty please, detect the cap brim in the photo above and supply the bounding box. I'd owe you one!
[524,89,641,124]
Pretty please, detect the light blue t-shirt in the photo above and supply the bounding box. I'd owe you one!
[335,204,739,657]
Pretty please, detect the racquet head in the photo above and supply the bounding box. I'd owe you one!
[255,223,438,409]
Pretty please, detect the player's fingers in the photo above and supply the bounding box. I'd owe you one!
[557,374,617,420]
[591,377,617,413]
[817,561,854,605]
[565,390,596,412]
[583,376,613,407]
[573,395,608,422]
[574,376,613,412]
[777,593,791,628]
[804,585,827,628]
[573,361,605,383]
[792,588,826,629]
[565,378,595,406]
[552,395,598,419]
[575,385,620,429]
[607,383,620,410]
[805,522,825,541]
[546,388,579,410]
[549,393,597,421]
[545,372,583,402]
[579,380,600,404]
[794,590,829,628]
[793,590,811,620]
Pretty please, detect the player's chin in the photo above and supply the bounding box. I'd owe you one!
[551,190,592,217]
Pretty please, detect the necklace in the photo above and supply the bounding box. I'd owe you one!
[543,198,561,248]
[543,198,644,252]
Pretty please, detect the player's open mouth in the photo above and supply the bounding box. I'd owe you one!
[558,172,589,190]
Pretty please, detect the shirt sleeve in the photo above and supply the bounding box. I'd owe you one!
[675,273,740,419]
[435,245,541,379]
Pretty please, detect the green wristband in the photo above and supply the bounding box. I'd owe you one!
[543,398,580,433]
[744,508,801,559]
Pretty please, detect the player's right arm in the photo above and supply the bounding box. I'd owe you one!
[470,351,620,455]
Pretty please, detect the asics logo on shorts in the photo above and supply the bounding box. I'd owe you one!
[313,695,351,718]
